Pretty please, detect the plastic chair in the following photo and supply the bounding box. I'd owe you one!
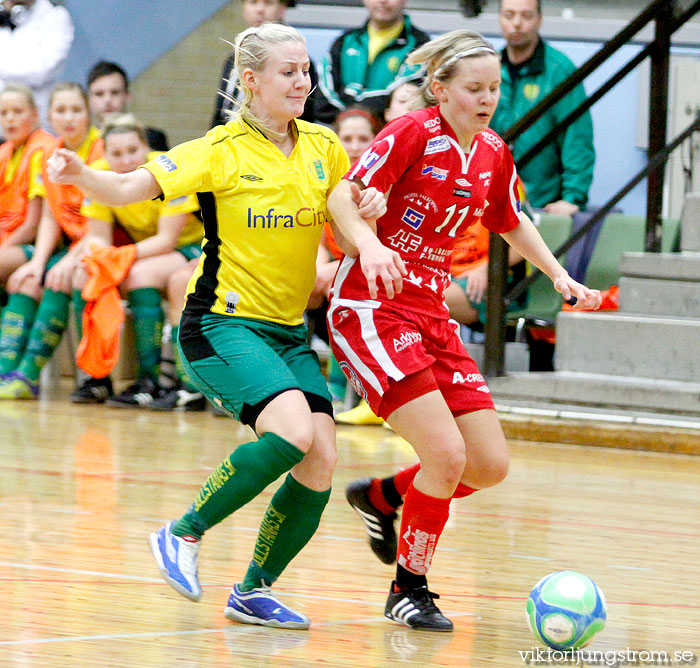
[506,213,573,327]
[583,214,646,290]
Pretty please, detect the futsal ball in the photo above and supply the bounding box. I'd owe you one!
[526,571,607,650]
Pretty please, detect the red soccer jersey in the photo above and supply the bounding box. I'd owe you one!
[332,105,521,317]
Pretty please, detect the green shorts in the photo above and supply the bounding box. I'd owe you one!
[177,312,332,427]
[20,244,34,261]
[175,243,202,261]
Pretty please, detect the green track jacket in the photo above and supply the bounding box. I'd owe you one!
[490,39,595,209]
[316,15,430,124]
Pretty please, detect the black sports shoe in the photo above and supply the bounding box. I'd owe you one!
[148,387,207,412]
[70,376,113,404]
[384,582,453,632]
[346,477,397,564]
[105,378,164,408]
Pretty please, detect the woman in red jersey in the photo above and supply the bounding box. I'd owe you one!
[326,29,601,632]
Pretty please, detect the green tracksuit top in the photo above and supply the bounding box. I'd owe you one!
[316,15,430,123]
[490,39,595,210]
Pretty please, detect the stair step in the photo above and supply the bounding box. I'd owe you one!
[488,370,700,417]
[619,276,700,317]
[620,251,700,281]
[554,312,700,382]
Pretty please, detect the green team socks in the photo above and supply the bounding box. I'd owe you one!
[171,324,198,392]
[72,289,87,340]
[240,473,331,591]
[171,432,306,538]
[16,290,70,382]
[128,288,163,382]
[0,293,38,374]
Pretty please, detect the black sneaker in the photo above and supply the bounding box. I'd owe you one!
[148,387,207,412]
[105,378,163,408]
[384,582,453,632]
[346,477,397,565]
[70,377,113,404]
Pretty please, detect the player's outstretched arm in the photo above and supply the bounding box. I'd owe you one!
[47,148,162,207]
[327,179,405,299]
[501,213,602,311]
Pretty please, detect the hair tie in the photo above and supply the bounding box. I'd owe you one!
[434,46,497,78]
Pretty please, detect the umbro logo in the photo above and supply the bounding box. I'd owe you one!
[241,174,263,181]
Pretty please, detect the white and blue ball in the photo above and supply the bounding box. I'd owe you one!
[526,571,607,649]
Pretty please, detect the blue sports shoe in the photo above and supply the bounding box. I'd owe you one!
[224,583,310,629]
[148,521,202,601]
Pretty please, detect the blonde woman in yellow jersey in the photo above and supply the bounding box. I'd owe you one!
[70,114,203,406]
[48,22,386,629]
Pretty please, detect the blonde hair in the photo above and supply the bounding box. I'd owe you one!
[406,30,499,107]
[225,22,307,142]
[49,82,89,110]
[0,83,37,110]
[102,112,148,146]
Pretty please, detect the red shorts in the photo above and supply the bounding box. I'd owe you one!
[327,300,494,419]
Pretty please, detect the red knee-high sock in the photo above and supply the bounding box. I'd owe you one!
[452,483,478,498]
[396,482,451,576]
[393,463,421,497]
[369,463,421,514]
[372,465,478,514]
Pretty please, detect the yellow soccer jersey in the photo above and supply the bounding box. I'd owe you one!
[4,147,44,200]
[36,126,103,199]
[141,118,350,326]
[82,151,202,246]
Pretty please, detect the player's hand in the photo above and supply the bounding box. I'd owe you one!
[553,272,602,310]
[44,255,77,293]
[351,183,386,220]
[357,236,406,300]
[543,200,580,217]
[465,263,489,304]
[47,148,84,184]
[7,260,42,294]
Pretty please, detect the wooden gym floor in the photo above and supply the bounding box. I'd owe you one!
[1,387,698,667]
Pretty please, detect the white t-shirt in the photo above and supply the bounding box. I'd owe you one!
[0,0,74,129]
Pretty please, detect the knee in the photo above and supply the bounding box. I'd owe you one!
[424,445,467,490]
[122,262,150,291]
[274,421,315,454]
[304,439,338,477]
[444,449,468,488]
[471,450,509,489]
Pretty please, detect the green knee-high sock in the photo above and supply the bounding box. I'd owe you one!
[128,288,163,382]
[72,289,87,340]
[172,432,305,538]
[0,293,38,374]
[17,290,70,382]
[241,473,331,591]
[171,324,198,392]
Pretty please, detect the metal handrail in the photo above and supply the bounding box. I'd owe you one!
[484,0,700,377]
[506,111,700,304]
[502,0,674,148]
